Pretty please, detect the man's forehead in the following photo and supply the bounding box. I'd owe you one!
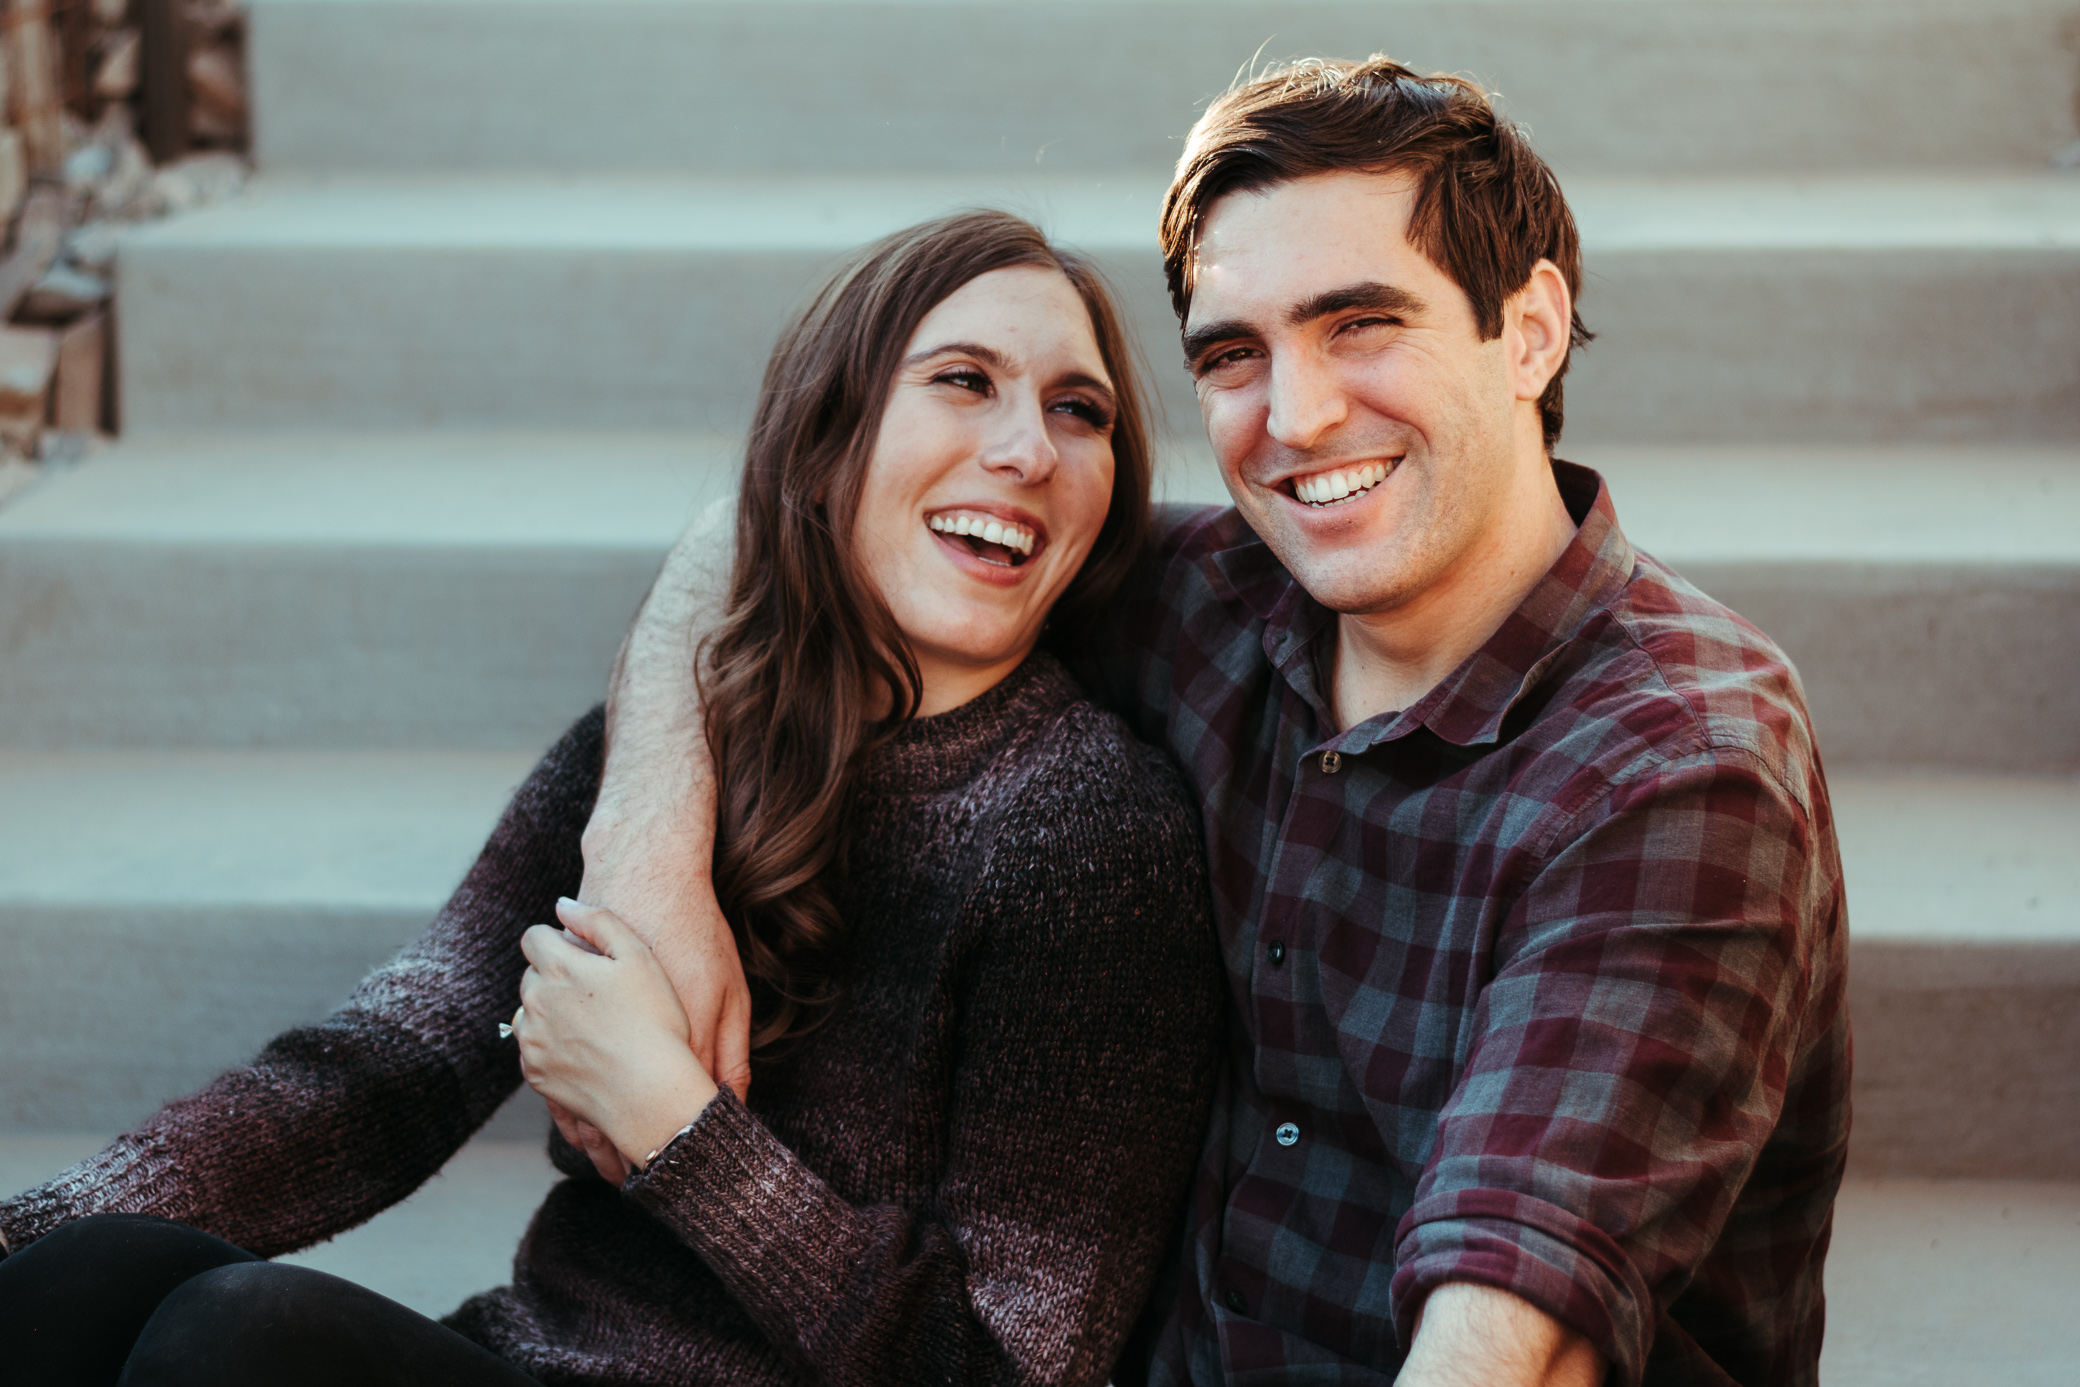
[1188,170,1428,325]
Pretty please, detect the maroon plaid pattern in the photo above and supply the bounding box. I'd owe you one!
[1076,463,1850,1387]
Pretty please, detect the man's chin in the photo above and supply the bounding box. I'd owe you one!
[1272,544,1418,616]
[1297,568,1418,617]
[1245,507,1415,614]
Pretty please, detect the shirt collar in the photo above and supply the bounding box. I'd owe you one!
[1203,460,1636,752]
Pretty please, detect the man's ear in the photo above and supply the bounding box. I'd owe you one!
[1505,259,1572,405]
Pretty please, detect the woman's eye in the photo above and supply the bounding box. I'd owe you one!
[934,369,992,395]
[1051,397,1113,430]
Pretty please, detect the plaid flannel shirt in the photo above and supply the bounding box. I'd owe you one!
[1076,462,1850,1387]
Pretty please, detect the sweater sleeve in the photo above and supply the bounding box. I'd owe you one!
[622,725,1224,1387]
[0,709,604,1260]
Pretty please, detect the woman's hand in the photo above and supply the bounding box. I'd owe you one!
[517,898,721,1175]
[579,820,754,1105]
[569,783,750,1183]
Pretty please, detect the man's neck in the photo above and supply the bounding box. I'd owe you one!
[1328,459,1578,731]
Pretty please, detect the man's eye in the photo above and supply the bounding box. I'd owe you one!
[1340,316,1400,335]
[1196,346,1257,376]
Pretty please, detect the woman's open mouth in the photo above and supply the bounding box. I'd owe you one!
[927,510,1037,568]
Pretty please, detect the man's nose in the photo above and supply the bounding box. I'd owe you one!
[1264,359,1348,451]
[981,396,1060,485]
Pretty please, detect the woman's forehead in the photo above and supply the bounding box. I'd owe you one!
[906,266,1108,378]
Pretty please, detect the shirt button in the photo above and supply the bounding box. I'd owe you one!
[1267,940,1286,966]
[1275,1122,1300,1147]
[1320,750,1342,774]
[1225,1288,1247,1314]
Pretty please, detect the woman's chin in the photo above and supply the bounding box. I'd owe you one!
[896,594,1047,663]
[904,630,1044,710]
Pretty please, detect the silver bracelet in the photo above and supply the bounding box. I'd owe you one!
[640,1122,699,1172]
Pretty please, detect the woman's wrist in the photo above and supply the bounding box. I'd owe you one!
[611,1055,722,1173]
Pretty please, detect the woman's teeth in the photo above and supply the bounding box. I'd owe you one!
[1293,461,1393,506]
[928,512,1036,562]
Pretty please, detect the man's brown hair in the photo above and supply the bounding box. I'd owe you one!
[1160,56,1592,448]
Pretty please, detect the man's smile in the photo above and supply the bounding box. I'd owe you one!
[1283,458,1400,507]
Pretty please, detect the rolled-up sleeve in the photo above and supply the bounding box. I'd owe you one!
[1393,744,1840,1385]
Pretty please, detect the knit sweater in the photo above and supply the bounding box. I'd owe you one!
[0,654,1224,1386]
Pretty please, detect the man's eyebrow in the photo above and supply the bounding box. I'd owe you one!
[1181,319,1254,365]
[1182,282,1429,366]
[1287,281,1427,327]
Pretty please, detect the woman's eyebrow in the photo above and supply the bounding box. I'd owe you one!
[1052,370,1117,404]
[907,343,1113,403]
[904,341,1011,371]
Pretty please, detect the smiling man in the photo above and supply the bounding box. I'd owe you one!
[582,58,1849,1387]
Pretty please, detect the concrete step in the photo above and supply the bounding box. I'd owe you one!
[112,174,2080,444]
[0,433,735,750]
[0,1132,561,1317]
[0,744,539,1130]
[1573,445,2080,772]
[246,0,2080,179]
[5,439,2076,766]
[4,1124,2070,1387]
[1819,1178,2080,1387]
[3,718,2074,1174]
[1827,774,2080,1181]
[2,1146,2077,1380]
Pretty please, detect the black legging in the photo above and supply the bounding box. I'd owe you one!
[0,1214,540,1386]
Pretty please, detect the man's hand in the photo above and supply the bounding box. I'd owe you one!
[579,799,752,1102]
[1396,1283,1604,1387]
[557,498,752,1180]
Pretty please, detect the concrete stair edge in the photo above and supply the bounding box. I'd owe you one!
[1,1124,2069,1385]
[111,174,2080,441]
[6,438,2074,765]
[244,0,2080,178]
[2,725,2074,1172]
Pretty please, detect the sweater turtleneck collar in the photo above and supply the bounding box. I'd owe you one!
[857,650,1082,800]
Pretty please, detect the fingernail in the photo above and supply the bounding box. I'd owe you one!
[556,896,580,911]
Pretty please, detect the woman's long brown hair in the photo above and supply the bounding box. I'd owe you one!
[699,210,1154,1056]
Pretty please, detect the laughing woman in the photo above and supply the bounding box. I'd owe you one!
[0,212,1223,1387]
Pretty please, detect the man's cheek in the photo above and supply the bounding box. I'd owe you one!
[1200,393,1264,484]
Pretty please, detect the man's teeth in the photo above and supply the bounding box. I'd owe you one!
[1293,462,1393,506]
[927,513,1036,555]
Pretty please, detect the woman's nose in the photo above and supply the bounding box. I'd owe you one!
[980,396,1059,485]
